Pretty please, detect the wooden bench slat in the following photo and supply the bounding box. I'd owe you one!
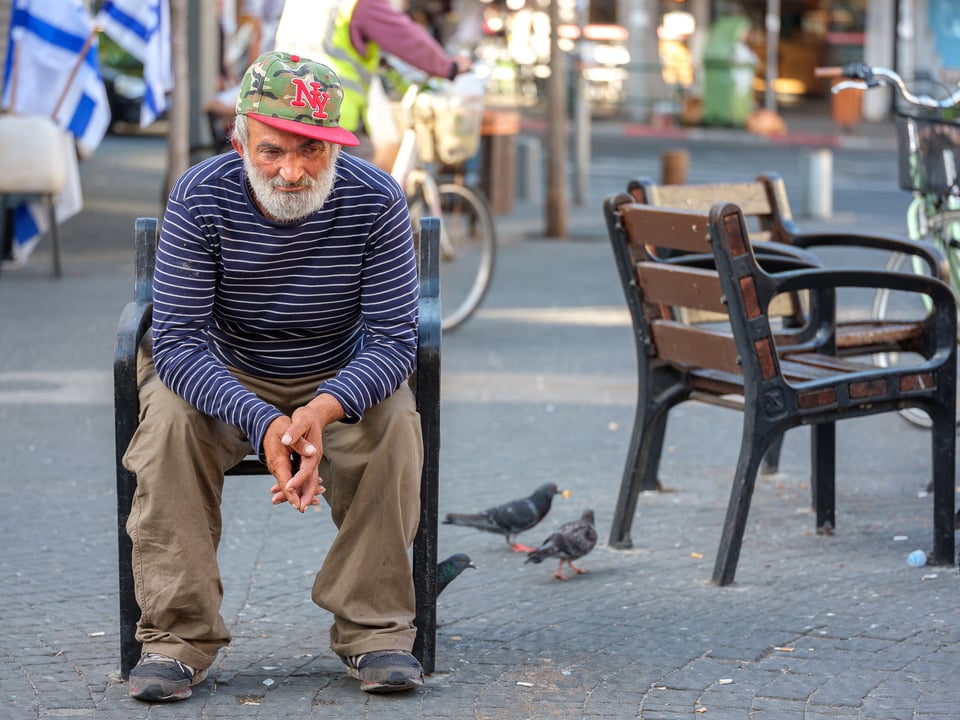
[637,263,727,313]
[835,321,925,349]
[650,320,740,375]
[620,202,711,255]
[646,181,774,216]
[783,352,879,374]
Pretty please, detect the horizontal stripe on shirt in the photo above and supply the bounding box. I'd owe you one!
[152,150,419,456]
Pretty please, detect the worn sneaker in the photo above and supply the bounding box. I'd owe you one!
[341,650,424,693]
[128,652,208,702]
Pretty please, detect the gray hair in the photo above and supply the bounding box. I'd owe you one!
[231,115,340,159]
[232,114,248,148]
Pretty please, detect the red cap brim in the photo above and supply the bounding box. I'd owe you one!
[247,112,360,147]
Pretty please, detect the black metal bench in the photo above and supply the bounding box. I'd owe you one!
[603,197,957,586]
[617,174,950,485]
[113,216,442,677]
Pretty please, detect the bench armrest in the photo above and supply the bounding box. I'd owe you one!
[663,244,823,273]
[790,231,949,282]
[767,267,957,358]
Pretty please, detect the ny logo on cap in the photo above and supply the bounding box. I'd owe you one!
[290,78,331,120]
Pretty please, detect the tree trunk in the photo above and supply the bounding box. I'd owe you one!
[544,0,568,239]
[164,0,190,202]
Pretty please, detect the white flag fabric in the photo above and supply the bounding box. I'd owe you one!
[0,0,106,266]
[1,0,110,157]
[5,134,82,267]
[96,0,172,128]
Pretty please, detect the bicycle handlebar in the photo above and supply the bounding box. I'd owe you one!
[815,62,960,110]
[813,66,844,79]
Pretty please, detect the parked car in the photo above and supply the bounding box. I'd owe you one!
[101,64,146,129]
[98,35,163,132]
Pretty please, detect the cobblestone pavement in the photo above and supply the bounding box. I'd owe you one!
[1,112,958,719]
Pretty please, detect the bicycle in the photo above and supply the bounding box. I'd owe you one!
[817,62,960,428]
[388,67,497,332]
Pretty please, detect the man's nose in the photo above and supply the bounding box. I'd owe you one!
[278,154,305,183]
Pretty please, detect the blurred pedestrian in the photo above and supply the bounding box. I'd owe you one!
[206,0,287,150]
[276,0,471,170]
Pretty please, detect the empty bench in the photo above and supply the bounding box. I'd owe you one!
[603,196,957,586]
[113,217,442,676]
[617,173,952,488]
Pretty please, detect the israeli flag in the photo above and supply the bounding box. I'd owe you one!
[1,0,105,266]
[2,0,110,157]
[97,0,172,128]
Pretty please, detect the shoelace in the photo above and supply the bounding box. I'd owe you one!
[141,653,197,677]
[343,654,367,668]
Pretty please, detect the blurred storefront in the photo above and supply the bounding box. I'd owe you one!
[737,0,867,101]
[402,0,634,116]
[644,1,867,114]
[0,1,956,130]
[396,0,960,126]
[638,0,960,124]
[405,0,873,120]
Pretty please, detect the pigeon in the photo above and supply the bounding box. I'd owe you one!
[525,509,598,580]
[436,553,478,597]
[443,483,570,552]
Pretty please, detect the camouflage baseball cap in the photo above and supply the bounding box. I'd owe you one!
[236,51,359,147]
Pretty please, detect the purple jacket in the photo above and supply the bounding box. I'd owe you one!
[349,0,457,80]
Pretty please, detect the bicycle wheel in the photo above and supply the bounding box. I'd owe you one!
[410,182,497,331]
[873,248,960,428]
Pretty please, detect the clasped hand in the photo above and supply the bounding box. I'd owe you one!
[263,405,326,513]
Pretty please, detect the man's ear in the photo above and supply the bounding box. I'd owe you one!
[231,136,244,157]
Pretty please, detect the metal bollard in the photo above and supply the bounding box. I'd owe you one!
[516,136,543,204]
[661,149,689,185]
[804,148,833,219]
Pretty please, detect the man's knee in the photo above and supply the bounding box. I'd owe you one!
[126,383,245,476]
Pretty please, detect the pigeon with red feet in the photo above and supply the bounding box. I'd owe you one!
[443,483,569,552]
[525,509,597,580]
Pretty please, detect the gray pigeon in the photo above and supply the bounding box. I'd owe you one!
[436,553,478,597]
[525,509,598,580]
[443,483,569,552]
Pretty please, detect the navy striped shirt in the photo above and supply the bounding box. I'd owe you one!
[152,150,419,458]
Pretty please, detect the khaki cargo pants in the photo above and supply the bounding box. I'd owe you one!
[122,339,423,671]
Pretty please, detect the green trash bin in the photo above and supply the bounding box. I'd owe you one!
[701,16,757,126]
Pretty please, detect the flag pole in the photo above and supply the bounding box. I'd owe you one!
[5,37,21,111]
[50,26,100,120]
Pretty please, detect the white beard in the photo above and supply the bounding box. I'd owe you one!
[242,147,340,222]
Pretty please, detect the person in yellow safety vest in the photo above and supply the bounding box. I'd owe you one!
[276,0,472,169]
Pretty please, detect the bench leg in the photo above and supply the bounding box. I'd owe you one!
[117,468,142,679]
[45,194,61,278]
[411,421,439,674]
[760,431,785,475]
[711,418,771,586]
[412,324,440,674]
[811,423,836,534]
[930,406,956,566]
[609,405,670,549]
[0,196,10,267]
[115,329,143,680]
[630,400,669,494]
